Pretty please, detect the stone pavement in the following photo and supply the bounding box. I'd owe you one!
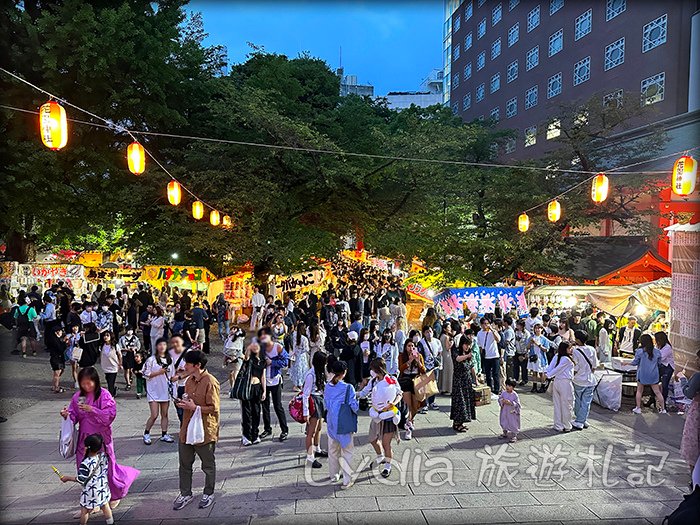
[0,357,692,525]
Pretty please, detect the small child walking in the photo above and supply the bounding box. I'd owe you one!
[498,378,521,443]
[133,352,146,399]
[60,433,113,525]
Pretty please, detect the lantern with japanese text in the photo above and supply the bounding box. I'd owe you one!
[210,210,220,226]
[222,215,232,228]
[192,201,204,220]
[547,200,561,222]
[167,181,181,206]
[672,155,697,197]
[518,213,529,232]
[127,141,145,175]
[591,173,609,203]
[39,100,67,150]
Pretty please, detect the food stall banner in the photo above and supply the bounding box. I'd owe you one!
[434,287,527,318]
[141,266,214,283]
[85,267,143,283]
[207,272,253,308]
[275,268,329,295]
[18,263,84,280]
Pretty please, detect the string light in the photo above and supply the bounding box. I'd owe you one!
[167,181,181,206]
[39,100,67,150]
[591,173,609,204]
[209,210,220,226]
[127,141,145,175]
[672,155,697,197]
[192,201,204,220]
[547,200,561,222]
[518,213,530,233]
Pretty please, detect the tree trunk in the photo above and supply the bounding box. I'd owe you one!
[5,230,36,263]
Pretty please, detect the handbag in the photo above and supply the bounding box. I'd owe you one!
[336,384,358,434]
[413,370,439,402]
[289,393,316,423]
[230,359,252,400]
[185,406,205,445]
[59,417,78,459]
[529,354,538,363]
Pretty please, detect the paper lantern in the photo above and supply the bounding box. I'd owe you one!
[39,100,67,150]
[518,213,529,232]
[547,200,561,222]
[167,181,181,206]
[672,155,697,197]
[591,173,609,203]
[210,210,220,226]
[127,141,145,175]
[192,201,204,220]
[222,215,232,228]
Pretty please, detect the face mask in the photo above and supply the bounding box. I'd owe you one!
[412,335,420,343]
[126,330,134,336]
[369,370,378,379]
[102,306,108,311]
[363,334,369,340]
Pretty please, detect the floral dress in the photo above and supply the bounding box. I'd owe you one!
[289,334,310,387]
[450,347,477,426]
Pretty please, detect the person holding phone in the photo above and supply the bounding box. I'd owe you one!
[398,339,426,440]
[240,343,267,446]
[477,317,502,400]
[142,338,175,445]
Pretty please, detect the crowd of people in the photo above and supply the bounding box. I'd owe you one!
[1,272,699,518]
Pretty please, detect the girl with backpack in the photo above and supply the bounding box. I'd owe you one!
[324,360,359,489]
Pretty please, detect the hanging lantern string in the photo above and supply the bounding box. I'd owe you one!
[0,69,671,177]
[520,145,700,215]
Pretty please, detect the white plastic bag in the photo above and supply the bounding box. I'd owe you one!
[592,370,622,412]
[186,406,205,445]
[59,417,78,459]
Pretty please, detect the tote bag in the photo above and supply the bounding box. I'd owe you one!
[230,359,252,400]
[336,385,358,435]
[185,406,205,445]
[59,417,78,459]
[413,370,439,402]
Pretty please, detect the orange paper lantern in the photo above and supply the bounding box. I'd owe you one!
[167,181,181,206]
[127,141,145,175]
[672,155,697,197]
[192,201,204,220]
[591,173,609,203]
[210,210,220,226]
[547,200,561,222]
[222,215,232,228]
[39,100,67,150]
[518,213,529,232]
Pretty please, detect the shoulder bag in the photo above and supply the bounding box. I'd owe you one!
[336,384,358,434]
[230,359,252,400]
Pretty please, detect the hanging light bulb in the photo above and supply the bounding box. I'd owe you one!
[39,100,67,150]
[222,215,232,228]
[127,141,145,175]
[591,173,609,203]
[192,201,204,220]
[209,210,220,226]
[547,200,561,222]
[672,155,697,197]
[167,181,181,206]
[518,213,529,232]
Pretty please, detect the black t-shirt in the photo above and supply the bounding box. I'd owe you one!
[183,319,197,343]
[78,333,101,367]
[248,356,266,380]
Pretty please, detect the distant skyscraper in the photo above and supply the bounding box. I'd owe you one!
[337,68,374,97]
[443,0,462,105]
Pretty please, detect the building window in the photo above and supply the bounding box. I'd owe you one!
[453,45,461,61]
[463,92,472,110]
[550,0,564,15]
[476,83,485,102]
[478,18,487,39]
[509,0,519,11]
[508,23,519,47]
[549,29,563,57]
[492,3,502,26]
[464,62,472,80]
[490,73,501,93]
[547,72,562,98]
[603,89,623,108]
[454,14,461,32]
[505,137,516,153]
[606,0,626,21]
[524,126,537,147]
[452,103,459,115]
[477,51,486,70]
[478,0,486,7]
[527,5,540,32]
[491,38,502,59]
[465,32,473,50]
[490,106,500,121]
[547,119,561,139]
[604,37,625,70]
[643,14,667,52]
[452,72,460,89]
[507,60,518,82]
[466,1,473,20]
[526,46,539,71]
[506,97,517,118]
[575,9,592,40]
[641,72,665,105]
[525,85,538,109]
[573,56,591,85]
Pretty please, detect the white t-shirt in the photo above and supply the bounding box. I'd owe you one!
[525,315,542,333]
[265,345,283,387]
[477,329,500,359]
[252,293,266,309]
[572,344,598,387]
[100,344,120,374]
[658,343,674,368]
[143,355,174,402]
[169,349,188,387]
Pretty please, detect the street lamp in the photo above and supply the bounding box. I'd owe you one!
[171,253,178,260]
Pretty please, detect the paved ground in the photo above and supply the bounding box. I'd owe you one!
[0,327,693,525]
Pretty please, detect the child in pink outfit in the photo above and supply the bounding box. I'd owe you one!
[498,378,521,443]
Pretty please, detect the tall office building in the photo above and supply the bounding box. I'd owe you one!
[448,0,698,160]
[442,0,462,104]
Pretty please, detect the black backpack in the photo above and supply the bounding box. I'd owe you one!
[663,486,700,525]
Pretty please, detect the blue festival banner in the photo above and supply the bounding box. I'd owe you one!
[433,287,528,318]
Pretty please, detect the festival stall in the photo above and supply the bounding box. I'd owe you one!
[207,270,254,320]
[433,286,528,319]
[0,262,18,291]
[140,265,215,294]
[269,264,334,301]
[15,263,88,296]
[84,266,144,291]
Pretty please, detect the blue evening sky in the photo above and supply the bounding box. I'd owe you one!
[188,1,443,95]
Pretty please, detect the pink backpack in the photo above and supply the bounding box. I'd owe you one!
[289,394,315,424]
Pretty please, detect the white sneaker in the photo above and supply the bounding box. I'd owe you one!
[160,434,174,443]
[241,437,252,446]
[404,422,413,440]
[491,394,500,400]
[253,437,261,444]
[658,408,667,414]
[632,407,642,414]
[143,433,152,445]
[198,493,214,509]
[74,381,79,389]
[173,493,193,511]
